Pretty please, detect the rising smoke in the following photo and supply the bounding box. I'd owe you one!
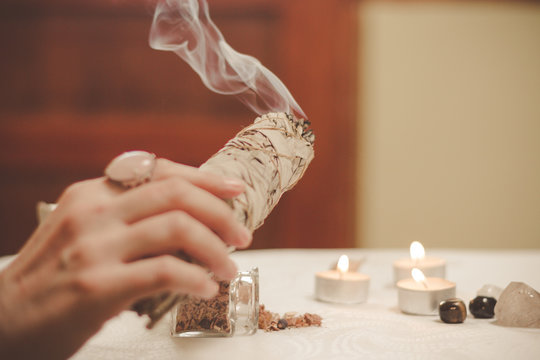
[149,0,306,119]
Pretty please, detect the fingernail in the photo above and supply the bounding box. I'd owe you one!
[224,261,238,280]
[202,281,219,298]
[239,226,252,247]
[224,177,245,191]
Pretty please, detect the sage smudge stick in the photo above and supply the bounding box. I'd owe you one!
[132,112,315,328]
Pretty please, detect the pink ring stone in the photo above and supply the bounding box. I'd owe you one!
[104,151,157,188]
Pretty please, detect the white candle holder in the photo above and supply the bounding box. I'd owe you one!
[315,271,370,304]
[393,257,446,284]
[397,277,456,315]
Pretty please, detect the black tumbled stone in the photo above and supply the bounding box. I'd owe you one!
[439,298,467,324]
[469,296,496,319]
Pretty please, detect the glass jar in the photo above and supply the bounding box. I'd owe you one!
[171,267,259,337]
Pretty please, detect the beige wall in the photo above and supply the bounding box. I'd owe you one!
[358,1,540,248]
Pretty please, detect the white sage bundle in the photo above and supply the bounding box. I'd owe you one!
[133,112,314,327]
[201,112,314,231]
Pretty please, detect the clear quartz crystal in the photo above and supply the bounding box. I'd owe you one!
[494,282,540,328]
[477,284,503,300]
[171,268,259,337]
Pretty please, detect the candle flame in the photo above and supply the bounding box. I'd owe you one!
[411,268,425,282]
[337,255,349,274]
[410,241,425,261]
[411,268,429,289]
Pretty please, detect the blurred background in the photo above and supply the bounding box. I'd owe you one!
[0,0,538,255]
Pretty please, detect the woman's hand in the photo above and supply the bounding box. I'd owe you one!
[0,158,251,359]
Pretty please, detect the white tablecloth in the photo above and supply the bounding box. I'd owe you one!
[8,249,540,359]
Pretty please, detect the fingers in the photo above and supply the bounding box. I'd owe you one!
[95,255,220,304]
[113,177,252,248]
[153,159,245,199]
[125,256,219,299]
[117,211,237,280]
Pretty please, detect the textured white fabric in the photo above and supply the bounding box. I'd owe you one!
[5,249,539,359]
[72,249,540,359]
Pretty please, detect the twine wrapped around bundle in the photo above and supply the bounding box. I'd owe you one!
[201,112,314,231]
[132,112,315,327]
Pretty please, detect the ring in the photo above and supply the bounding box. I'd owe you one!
[104,151,157,188]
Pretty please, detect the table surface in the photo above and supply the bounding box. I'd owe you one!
[6,248,540,359]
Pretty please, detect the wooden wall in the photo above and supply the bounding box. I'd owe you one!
[0,0,358,255]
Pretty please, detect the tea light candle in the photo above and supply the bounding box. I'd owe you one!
[393,241,446,283]
[315,255,370,304]
[397,268,456,315]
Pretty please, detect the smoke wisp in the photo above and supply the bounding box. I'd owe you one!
[149,0,306,119]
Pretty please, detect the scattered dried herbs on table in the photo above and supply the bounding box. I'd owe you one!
[258,304,322,332]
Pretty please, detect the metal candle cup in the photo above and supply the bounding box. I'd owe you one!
[393,241,446,284]
[393,257,446,283]
[397,277,456,315]
[315,255,369,304]
[315,271,370,304]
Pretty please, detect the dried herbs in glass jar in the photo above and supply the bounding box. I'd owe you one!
[171,268,259,337]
